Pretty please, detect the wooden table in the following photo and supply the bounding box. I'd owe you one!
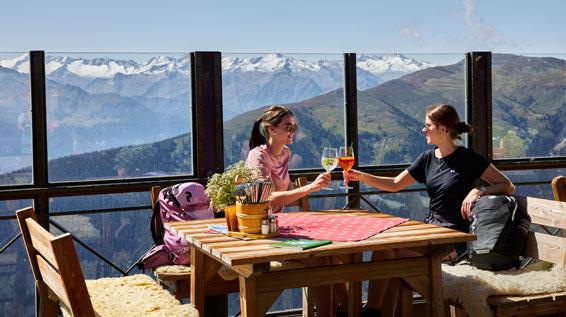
[165,210,475,317]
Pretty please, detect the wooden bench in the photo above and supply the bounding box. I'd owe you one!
[449,175,566,317]
[16,207,198,317]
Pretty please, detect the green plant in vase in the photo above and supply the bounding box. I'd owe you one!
[206,161,254,231]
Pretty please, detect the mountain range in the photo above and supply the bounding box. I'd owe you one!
[1,53,563,184]
[0,53,434,174]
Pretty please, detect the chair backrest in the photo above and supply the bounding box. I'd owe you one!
[289,176,310,211]
[16,207,95,316]
[522,192,566,271]
[150,186,165,245]
[552,175,566,203]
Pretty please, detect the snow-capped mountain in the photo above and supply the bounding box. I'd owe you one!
[221,53,434,76]
[0,52,436,120]
[222,53,333,73]
[0,54,190,77]
[0,52,434,115]
[1,52,432,79]
[357,54,435,75]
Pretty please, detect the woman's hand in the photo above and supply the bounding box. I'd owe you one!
[308,172,331,192]
[343,169,364,186]
[461,188,482,220]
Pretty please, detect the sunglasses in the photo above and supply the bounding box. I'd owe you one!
[280,122,298,132]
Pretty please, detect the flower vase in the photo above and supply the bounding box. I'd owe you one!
[224,205,238,232]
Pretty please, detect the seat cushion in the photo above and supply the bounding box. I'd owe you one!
[154,265,192,281]
[443,262,566,317]
[61,274,198,317]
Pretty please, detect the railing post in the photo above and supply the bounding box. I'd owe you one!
[191,52,225,179]
[29,51,50,229]
[344,53,359,208]
[29,50,50,317]
[190,51,228,315]
[465,51,492,160]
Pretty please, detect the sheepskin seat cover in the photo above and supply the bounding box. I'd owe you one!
[154,264,191,275]
[61,274,198,317]
[442,262,566,317]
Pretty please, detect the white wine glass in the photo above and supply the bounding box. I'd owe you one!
[320,147,338,190]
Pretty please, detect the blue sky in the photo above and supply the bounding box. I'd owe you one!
[2,0,565,54]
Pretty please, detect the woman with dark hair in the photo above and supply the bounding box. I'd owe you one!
[246,105,336,315]
[246,105,331,213]
[344,104,515,316]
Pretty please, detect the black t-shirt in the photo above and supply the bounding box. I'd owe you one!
[407,146,490,232]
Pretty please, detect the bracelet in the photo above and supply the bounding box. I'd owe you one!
[478,186,487,196]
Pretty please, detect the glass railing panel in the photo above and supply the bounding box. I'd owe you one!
[0,52,32,185]
[222,53,345,169]
[0,227,34,317]
[50,210,151,278]
[306,180,348,210]
[0,199,36,317]
[49,191,148,213]
[360,190,429,222]
[492,53,566,159]
[505,168,566,199]
[49,193,152,276]
[1,199,33,218]
[44,52,192,182]
[357,53,466,166]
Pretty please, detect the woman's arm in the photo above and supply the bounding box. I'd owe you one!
[269,173,331,209]
[344,169,417,192]
[461,163,515,220]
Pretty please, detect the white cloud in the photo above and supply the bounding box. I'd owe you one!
[461,0,506,46]
[401,27,422,40]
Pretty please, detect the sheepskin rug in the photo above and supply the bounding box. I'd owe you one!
[442,262,566,317]
[61,274,198,317]
[154,264,191,274]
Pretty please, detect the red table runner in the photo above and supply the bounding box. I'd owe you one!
[277,213,408,242]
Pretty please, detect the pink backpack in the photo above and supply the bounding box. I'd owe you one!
[140,182,214,269]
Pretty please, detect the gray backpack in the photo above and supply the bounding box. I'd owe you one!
[468,195,531,271]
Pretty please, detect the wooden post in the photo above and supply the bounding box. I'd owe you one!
[466,51,492,160]
[344,53,359,208]
[191,51,225,179]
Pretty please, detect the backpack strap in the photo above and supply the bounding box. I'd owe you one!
[163,186,181,208]
[150,187,166,245]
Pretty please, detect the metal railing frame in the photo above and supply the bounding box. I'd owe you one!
[0,51,564,316]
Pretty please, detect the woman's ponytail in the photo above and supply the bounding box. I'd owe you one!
[249,118,267,150]
[457,122,472,135]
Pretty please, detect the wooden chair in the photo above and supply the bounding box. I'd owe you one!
[552,175,566,204]
[290,176,311,211]
[448,175,566,317]
[16,207,198,317]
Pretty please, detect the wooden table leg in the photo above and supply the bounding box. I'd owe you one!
[190,246,205,316]
[347,253,362,317]
[430,251,446,317]
[239,275,257,317]
[302,287,315,317]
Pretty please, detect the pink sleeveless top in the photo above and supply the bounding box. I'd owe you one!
[245,144,291,213]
